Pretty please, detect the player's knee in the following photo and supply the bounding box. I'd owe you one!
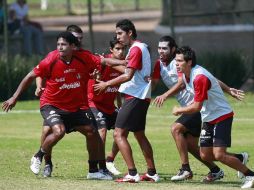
[171,123,183,136]
[214,152,226,162]
[200,151,211,161]
[53,126,65,139]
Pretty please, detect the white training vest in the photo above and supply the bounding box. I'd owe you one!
[159,59,194,106]
[183,65,233,122]
[118,41,151,99]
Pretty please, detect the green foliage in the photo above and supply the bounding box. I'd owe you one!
[0,55,42,100]
[198,51,248,88]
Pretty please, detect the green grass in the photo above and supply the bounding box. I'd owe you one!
[0,94,254,190]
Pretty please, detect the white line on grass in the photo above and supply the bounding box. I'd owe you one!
[0,110,253,121]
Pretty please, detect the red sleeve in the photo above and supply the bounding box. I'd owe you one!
[193,74,211,102]
[127,46,142,70]
[33,50,58,78]
[74,50,102,72]
[152,59,161,79]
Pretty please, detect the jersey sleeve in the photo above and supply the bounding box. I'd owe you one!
[127,46,142,70]
[193,74,211,102]
[152,60,161,79]
[33,51,58,78]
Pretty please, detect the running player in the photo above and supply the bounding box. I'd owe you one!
[172,46,254,189]
[152,36,245,182]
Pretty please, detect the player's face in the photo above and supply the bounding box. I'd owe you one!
[175,54,188,73]
[111,43,125,60]
[116,27,130,46]
[158,41,171,62]
[57,37,74,58]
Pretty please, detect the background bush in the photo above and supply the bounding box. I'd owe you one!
[0,55,42,101]
[198,51,249,88]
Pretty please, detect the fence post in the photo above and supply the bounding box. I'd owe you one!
[99,0,104,15]
[169,0,175,38]
[66,0,72,15]
[134,0,139,11]
[87,0,94,52]
[41,0,48,10]
[3,0,11,96]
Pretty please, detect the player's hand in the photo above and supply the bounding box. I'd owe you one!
[93,80,108,94]
[152,94,167,107]
[35,87,45,97]
[229,88,245,101]
[172,106,181,116]
[91,69,101,81]
[2,97,17,112]
[144,76,151,83]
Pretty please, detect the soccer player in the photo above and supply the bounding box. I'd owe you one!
[88,38,125,175]
[94,19,160,182]
[152,36,245,182]
[172,46,254,189]
[2,31,112,180]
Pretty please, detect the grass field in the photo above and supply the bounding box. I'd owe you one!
[0,94,254,190]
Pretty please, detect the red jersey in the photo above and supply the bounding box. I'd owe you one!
[88,54,122,114]
[34,50,101,112]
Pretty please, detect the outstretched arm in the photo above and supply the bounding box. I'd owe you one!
[35,77,45,97]
[94,67,135,94]
[101,57,127,67]
[172,101,202,116]
[217,79,245,101]
[2,71,37,112]
[153,77,185,107]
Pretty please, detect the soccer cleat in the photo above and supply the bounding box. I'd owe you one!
[241,176,254,189]
[238,152,249,179]
[106,162,121,175]
[171,169,193,181]
[140,173,160,182]
[202,169,224,183]
[115,173,140,183]
[30,156,42,175]
[43,164,53,177]
[87,171,113,180]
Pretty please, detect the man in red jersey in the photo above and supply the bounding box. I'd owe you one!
[2,31,112,180]
[88,38,125,175]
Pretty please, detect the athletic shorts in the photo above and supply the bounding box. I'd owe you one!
[200,116,233,147]
[40,105,94,133]
[90,107,118,130]
[115,98,150,132]
[175,112,202,137]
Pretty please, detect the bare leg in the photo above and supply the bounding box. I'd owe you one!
[113,127,134,169]
[134,130,155,169]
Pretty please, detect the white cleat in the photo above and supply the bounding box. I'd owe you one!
[106,162,121,175]
[30,156,42,175]
[238,152,249,179]
[87,171,113,180]
[171,169,193,181]
[115,173,140,183]
[241,176,254,189]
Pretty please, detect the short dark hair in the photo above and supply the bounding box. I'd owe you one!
[159,35,177,49]
[109,36,120,49]
[56,31,79,46]
[176,46,196,67]
[66,25,83,34]
[116,19,137,39]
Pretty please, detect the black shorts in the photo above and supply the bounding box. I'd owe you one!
[40,105,94,133]
[200,117,233,147]
[175,112,202,137]
[115,98,150,132]
[90,107,118,130]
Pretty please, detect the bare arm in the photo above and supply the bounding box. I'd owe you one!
[35,77,45,97]
[101,57,127,67]
[217,79,245,101]
[153,77,185,107]
[94,67,135,94]
[172,101,202,116]
[2,71,37,112]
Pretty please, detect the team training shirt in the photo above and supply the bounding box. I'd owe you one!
[33,50,101,112]
[88,54,122,114]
